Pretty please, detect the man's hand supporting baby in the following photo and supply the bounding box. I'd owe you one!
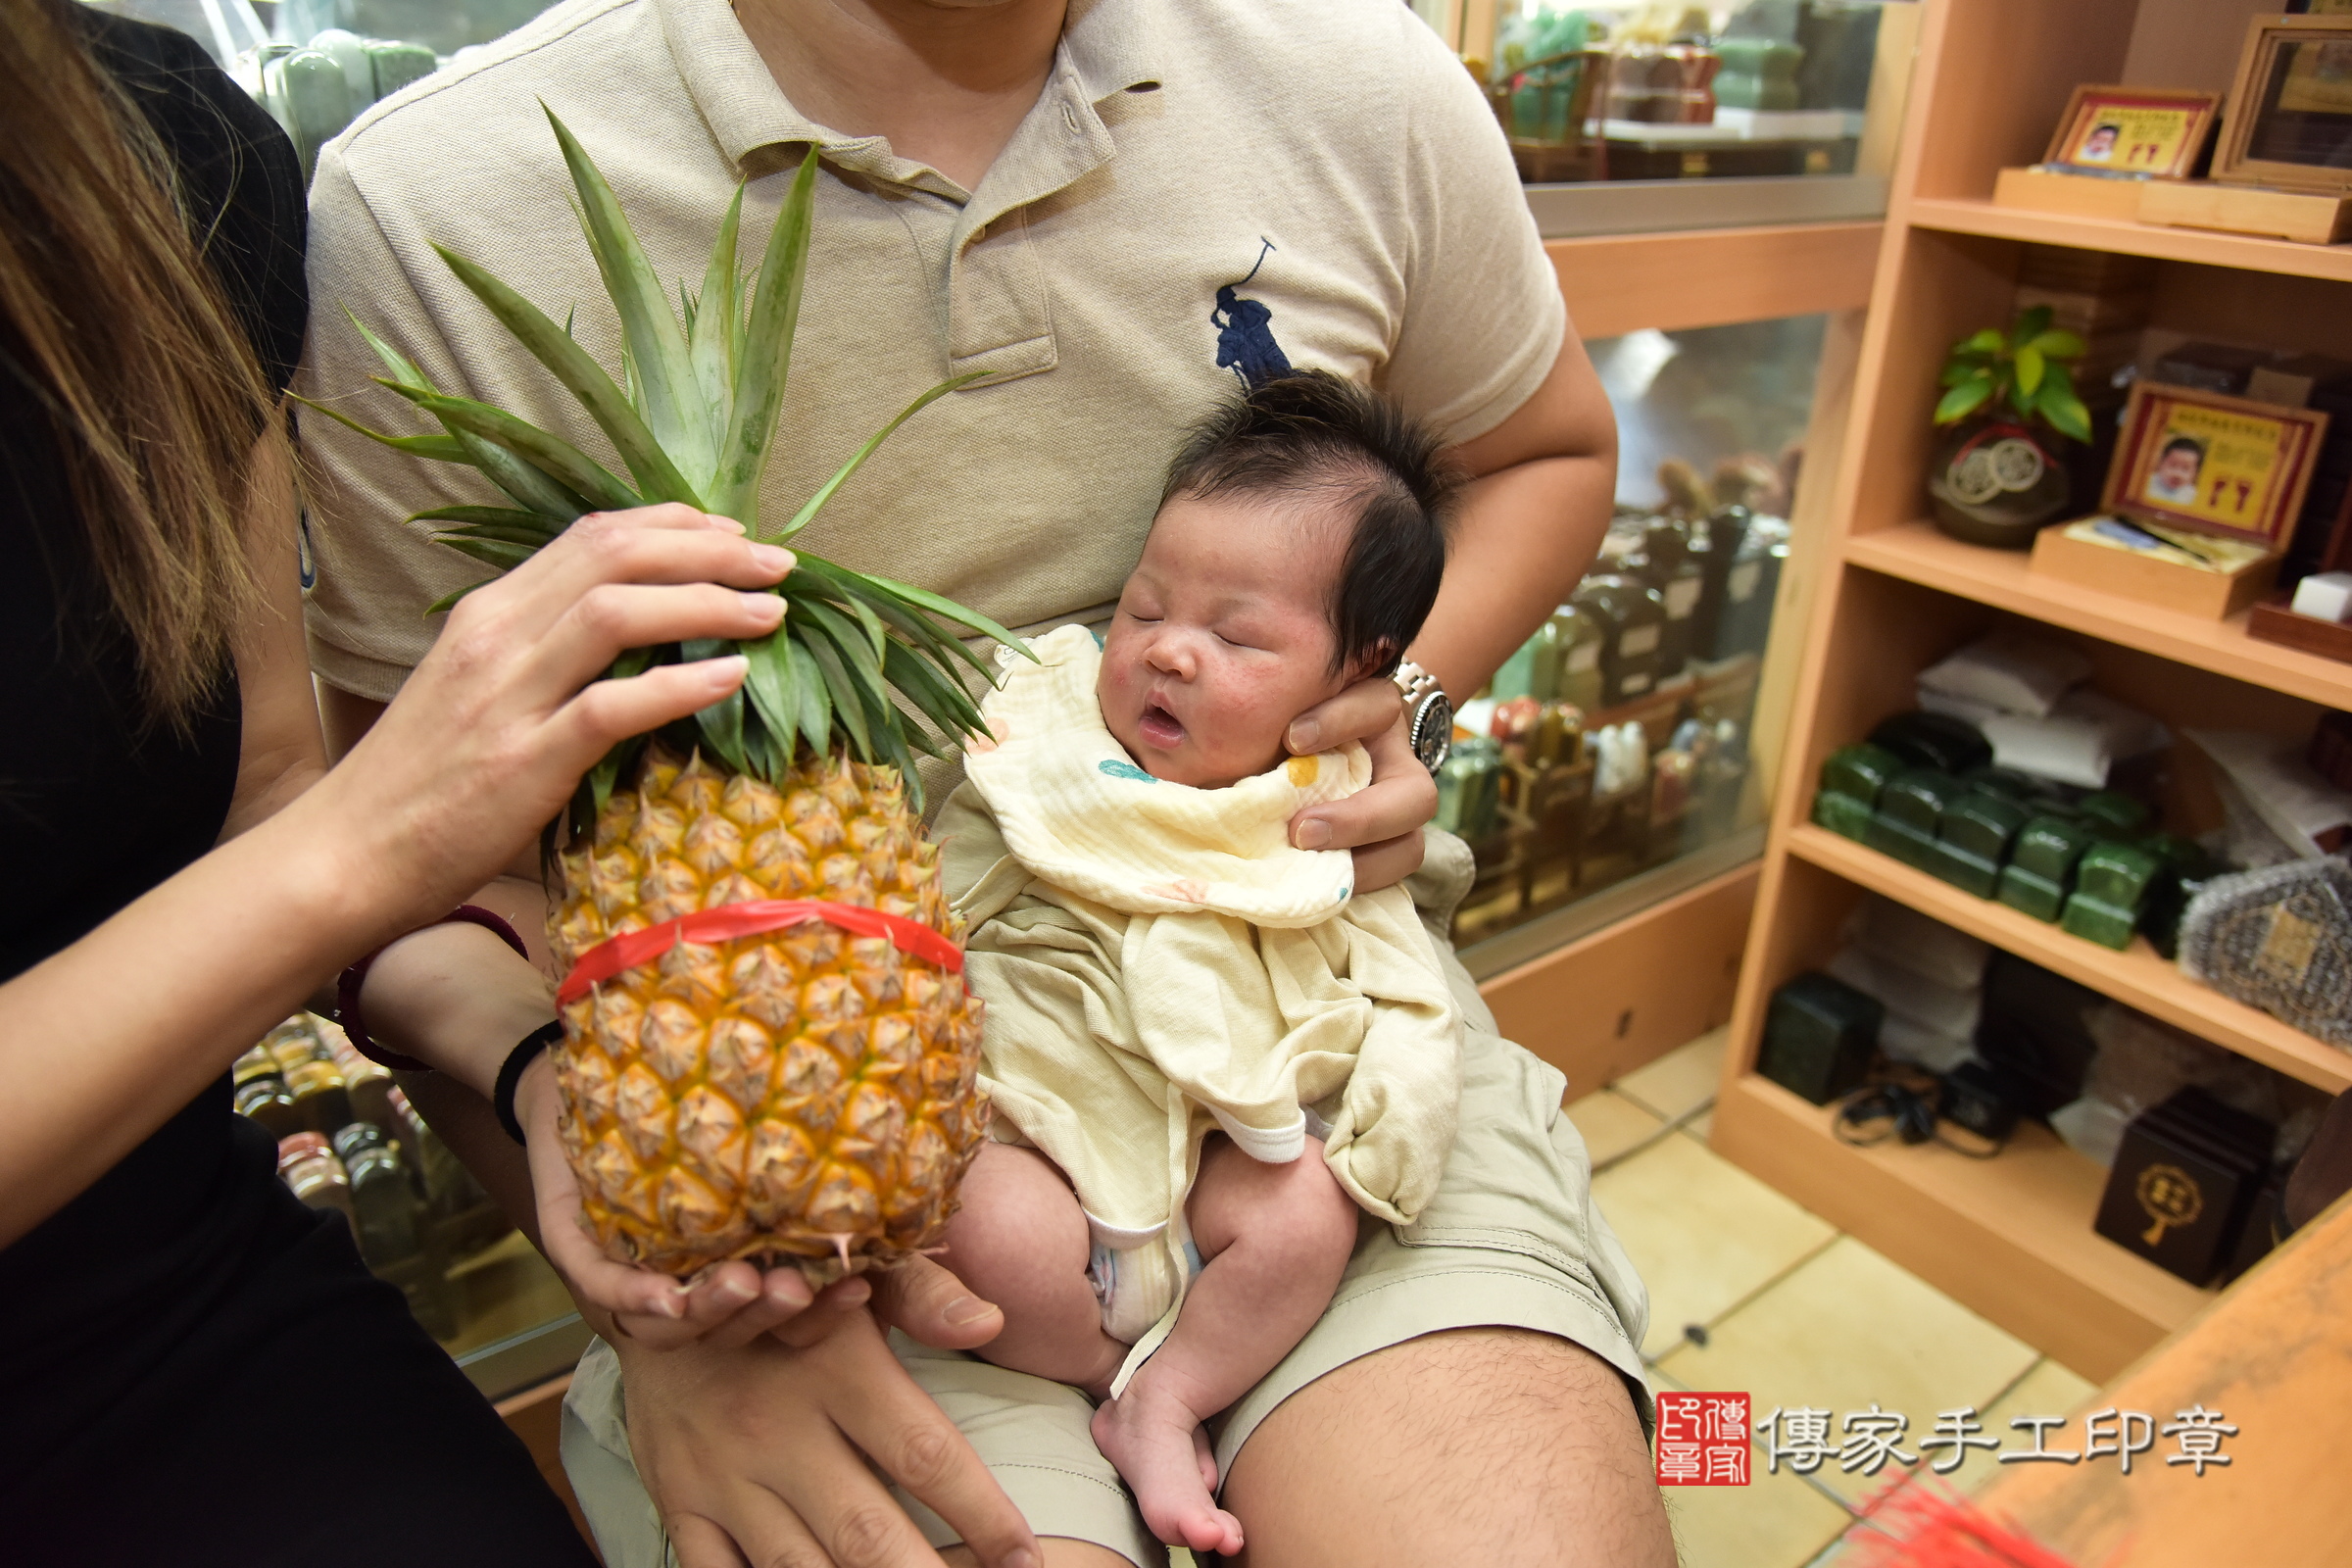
[1285,691,1438,894]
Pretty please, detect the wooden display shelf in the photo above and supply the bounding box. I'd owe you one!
[1544,220,1882,341]
[1843,520,2352,712]
[1788,824,2352,1096]
[1908,195,2352,285]
[1710,1069,2211,1383]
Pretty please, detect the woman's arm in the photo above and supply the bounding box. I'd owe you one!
[0,443,794,1249]
[1286,334,1619,889]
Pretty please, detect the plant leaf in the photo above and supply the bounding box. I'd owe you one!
[287,393,471,463]
[2036,374,2093,444]
[1935,375,1995,424]
[587,732,647,818]
[2010,305,2053,347]
[343,307,435,392]
[1939,360,1983,388]
[689,185,744,456]
[798,599,890,719]
[855,566,1032,659]
[710,149,820,528]
[425,579,493,615]
[2015,343,2045,397]
[882,639,986,740]
[407,505,564,534]
[543,106,715,490]
[381,380,641,511]
[437,535,538,570]
[771,373,983,542]
[433,243,701,505]
[741,618,800,755]
[433,520,563,549]
[679,637,749,771]
[1958,327,2004,356]
[2028,328,2085,360]
[797,620,871,760]
[449,425,594,521]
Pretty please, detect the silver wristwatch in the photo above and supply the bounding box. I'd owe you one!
[1393,660,1452,776]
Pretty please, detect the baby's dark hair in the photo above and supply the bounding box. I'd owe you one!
[1159,370,1458,679]
[2160,435,2206,463]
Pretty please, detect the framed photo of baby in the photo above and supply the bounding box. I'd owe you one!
[2044,85,2221,177]
[2103,382,2328,549]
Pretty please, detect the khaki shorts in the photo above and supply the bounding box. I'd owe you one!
[562,840,1652,1568]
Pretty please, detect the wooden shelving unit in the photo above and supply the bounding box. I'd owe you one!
[1788,826,2352,1097]
[1844,521,2352,712]
[1907,196,2352,284]
[1712,0,2352,1385]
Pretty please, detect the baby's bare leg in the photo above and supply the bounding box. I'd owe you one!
[935,1142,1127,1395]
[1091,1135,1361,1557]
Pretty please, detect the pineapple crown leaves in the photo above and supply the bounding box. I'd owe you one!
[1934,304,2094,445]
[291,107,1034,820]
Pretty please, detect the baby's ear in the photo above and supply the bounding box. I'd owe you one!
[1346,640,1399,687]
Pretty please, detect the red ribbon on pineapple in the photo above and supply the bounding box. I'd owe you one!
[556,899,963,1008]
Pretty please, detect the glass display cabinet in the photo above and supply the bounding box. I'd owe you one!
[1448,316,1831,964]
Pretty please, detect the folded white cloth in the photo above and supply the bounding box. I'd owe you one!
[1917,626,2091,719]
[950,626,1464,1353]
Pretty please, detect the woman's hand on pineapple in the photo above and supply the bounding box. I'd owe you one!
[1284,680,1439,894]
[319,504,795,931]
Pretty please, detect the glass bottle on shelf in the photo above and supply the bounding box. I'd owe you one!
[1529,602,1605,714]
[1571,575,1667,708]
[277,1132,356,1237]
[1712,515,1788,662]
[1436,737,1504,841]
[1691,504,1752,662]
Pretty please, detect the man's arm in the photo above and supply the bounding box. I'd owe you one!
[1414,331,1618,703]
[1284,333,1616,885]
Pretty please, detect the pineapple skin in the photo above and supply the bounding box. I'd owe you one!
[547,748,990,1280]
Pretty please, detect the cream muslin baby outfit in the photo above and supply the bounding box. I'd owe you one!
[943,625,1462,1367]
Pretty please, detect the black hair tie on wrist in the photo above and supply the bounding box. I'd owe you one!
[494,1021,566,1145]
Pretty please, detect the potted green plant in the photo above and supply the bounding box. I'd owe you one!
[1926,305,2094,548]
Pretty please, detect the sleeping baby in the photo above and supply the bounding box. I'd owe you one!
[932,370,1467,1556]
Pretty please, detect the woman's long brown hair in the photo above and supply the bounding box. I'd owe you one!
[0,0,276,726]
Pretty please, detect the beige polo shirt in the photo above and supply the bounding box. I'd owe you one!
[297,0,1568,701]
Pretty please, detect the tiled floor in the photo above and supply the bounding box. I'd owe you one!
[1573,1031,2098,1568]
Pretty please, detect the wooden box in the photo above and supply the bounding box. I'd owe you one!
[2031,518,2278,617]
[2138,179,2352,246]
[2248,593,2352,661]
[1991,165,2148,222]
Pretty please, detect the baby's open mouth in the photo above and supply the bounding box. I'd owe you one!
[1137,701,1186,749]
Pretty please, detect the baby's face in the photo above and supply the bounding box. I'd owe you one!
[2155,449,2200,492]
[1099,490,1355,789]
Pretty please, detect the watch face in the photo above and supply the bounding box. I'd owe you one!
[1414,693,1453,771]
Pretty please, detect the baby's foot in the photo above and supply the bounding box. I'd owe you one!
[1091,1380,1244,1556]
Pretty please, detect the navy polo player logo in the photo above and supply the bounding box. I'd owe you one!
[1213,238,1292,389]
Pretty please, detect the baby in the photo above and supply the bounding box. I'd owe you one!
[934,372,1466,1556]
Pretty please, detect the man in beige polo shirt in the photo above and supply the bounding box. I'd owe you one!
[299,0,1670,1564]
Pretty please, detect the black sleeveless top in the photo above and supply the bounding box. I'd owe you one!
[0,14,591,1563]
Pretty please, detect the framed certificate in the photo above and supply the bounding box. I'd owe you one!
[2102,382,2328,549]
[2218,14,2352,192]
[2042,85,2222,178]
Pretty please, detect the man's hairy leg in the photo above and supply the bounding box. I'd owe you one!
[1222,1327,1672,1568]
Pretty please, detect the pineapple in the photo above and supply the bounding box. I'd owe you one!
[300,112,1020,1280]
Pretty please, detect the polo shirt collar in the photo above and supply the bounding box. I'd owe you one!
[1063,0,1163,101]
[657,0,1163,202]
